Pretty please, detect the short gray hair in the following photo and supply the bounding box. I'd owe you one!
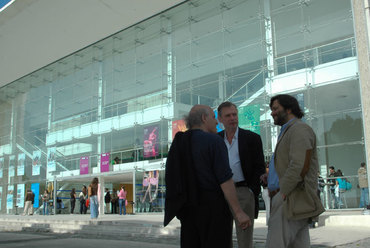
[184,107,209,129]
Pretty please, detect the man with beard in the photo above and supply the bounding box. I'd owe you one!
[263,94,324,248]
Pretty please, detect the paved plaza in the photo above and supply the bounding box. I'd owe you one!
[0,210,370,247]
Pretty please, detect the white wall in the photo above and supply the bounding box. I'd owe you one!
[0,0,184,88]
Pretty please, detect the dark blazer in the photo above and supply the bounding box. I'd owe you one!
[164,131,199,226]
[218,128,265,218]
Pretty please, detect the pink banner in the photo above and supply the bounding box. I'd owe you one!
[100,153,110,172]
[143,125,159,158]
[80,156,89,175]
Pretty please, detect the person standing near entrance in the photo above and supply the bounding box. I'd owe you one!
[264,94,324,248]
[118,186,127,215]
[88,178,99,219]
[217,101,265,248]
[42,190,50,215]
[358,162,369,208]
[23,189,35,216]
[104,188,111,214]
[70,188,76,214]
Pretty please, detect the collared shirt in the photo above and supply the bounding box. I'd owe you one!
[223,127,245,183]
[268,118,296,191]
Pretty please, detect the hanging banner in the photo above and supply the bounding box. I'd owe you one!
[100,153,110,173]
[7,185,14,210]
[47,147,56,172]
[16,184,25,208]
[143,125,159,158]
[0,157,3,178]
[9,155,15,178]
[80,156,89,175]
[31,183,40,209]
[238,104,261,135]
[172,120,187,140]
[32,151,41,176]
[17,153,25,176]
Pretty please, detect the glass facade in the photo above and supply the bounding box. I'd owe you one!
[0,0,366,214]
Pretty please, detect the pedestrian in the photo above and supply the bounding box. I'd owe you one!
[23,189,35,216]
[358,162,369,208]
[164,104,250,248]
[118,186,127,215]
[42,190,50,215]
[104,188,111,214]
[264,94,325,248]
[88,178,99,219]
[111,188,118,214]
[79,185,87,214]
[70,188,76,214]
[217,101,265,248]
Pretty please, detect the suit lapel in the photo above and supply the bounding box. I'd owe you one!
[274,119,298,153]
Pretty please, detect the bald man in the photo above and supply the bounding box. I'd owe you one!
[164,105,250,248]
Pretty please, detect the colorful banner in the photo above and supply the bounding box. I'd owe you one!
[172,120,187,140]
[32,150,41,176]
[100,153,110,173]
[31,183,40,208]
[16,184,25,208]
[47,147,56,172]
[7,185,13,210]
[17,153,25,176]
[143,125,159,158]
[0,157,3,178]
[0,186,2,210]
[9,155,15,178]
[238,104,261,135]
[80,156,89,175]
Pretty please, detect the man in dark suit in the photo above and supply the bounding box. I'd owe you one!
[218,101,265,248]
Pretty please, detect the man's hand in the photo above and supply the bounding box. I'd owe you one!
[281,193,286,200]
[235,211,252,230]
[260,173,268,185]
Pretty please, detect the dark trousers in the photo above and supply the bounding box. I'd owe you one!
[179,193,232,248]
[70,200,75,213]
[80,201,87,214]
[111,201,117,214]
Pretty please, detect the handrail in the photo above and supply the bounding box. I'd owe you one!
[226,70,263,102]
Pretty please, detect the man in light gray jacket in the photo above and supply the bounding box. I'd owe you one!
[264,94,324,248]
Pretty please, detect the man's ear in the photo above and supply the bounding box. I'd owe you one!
[201,114,207,123]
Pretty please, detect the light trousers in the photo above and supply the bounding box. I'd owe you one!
[23,201,33,215]
[266,192,310,248]
[230,186,255,248]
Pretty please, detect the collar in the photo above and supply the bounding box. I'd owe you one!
[224,127,239,141]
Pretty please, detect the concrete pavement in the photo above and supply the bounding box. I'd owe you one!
[0,210,370,247]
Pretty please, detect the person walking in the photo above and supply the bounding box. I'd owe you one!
[88,178,99,219]
[118,186,127,215]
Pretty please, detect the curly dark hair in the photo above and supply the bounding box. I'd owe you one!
[270,94,304,119]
